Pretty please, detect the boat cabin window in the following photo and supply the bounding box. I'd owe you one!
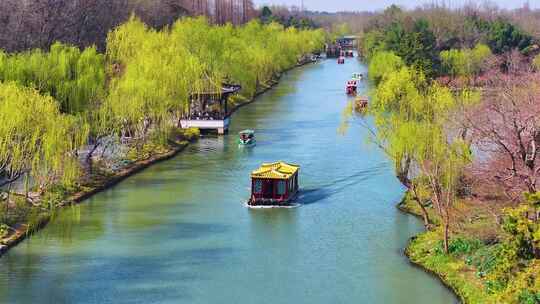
[254,180,262,194]
[277,180,286,195]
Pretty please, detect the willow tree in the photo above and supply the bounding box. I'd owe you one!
[107,16,207,147]
[367,51,404,84]
[0,43,105,115]
[0,82,87,198]
[367,53,477,234]
[413,120,472,253]
[105,16,324,145]
[368,65,431,226]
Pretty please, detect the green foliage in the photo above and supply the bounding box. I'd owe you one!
[367,51,403,84]
[0,82,88,189]
[362,18,437,75]
[0,43,105,114]
[434,237,483,256]
[518,289,540,304]
[440,43,492,77]
[106,16,324,142]
[502,204,538,260]
[0,196,33,227]
[360,30,387,60]
[182,128,200,141]
[375,18,437,76]
[0,223,9,238]
[533,54,540,71]
[487,19,533,54]
[469,244,503,277]
[259,6,319,29]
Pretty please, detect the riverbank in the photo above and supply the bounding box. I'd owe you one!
[399,191,540,304]
[0,138,194,257]
[399,194,492,303]
[0,58,317,258]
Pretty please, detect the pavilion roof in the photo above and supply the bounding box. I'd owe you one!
[251,162,299,180]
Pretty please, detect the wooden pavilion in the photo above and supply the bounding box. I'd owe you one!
[180,83,241,134]
[337,35,357,50]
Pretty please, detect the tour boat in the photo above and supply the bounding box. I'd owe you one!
[338,56,345,64]
[247,162,300,208]
[346,80,358,95]
[355,96,369,111]
[352,73,363,81]
[238,129,256,147]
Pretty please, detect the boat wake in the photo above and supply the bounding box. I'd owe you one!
[243,202,301,209]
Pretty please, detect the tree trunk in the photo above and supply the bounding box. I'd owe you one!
[24,171,29,199]
[443,207,450,254]
[443,220,450,254]
[411,184,430,228]
[86,141,100,173]
[402,177,431,229]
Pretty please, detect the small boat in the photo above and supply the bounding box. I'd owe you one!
[338,56,345,64]
[238,129,256,147]
[345,50,354,57]
[346,80,357,95]
[247,162,300,208]
[352,73,363,81]
[354,96,369,111]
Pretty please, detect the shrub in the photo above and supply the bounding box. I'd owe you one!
[0,223,9,238]
[435,237,483,256]
[183,128,200,141]
[533,54,540,71]
[518,289,540,304]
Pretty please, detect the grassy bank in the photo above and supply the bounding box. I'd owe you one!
[400,193,540,304]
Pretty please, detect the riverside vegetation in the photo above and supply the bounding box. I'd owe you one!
[0,16,324,249]
[358,5,540,303]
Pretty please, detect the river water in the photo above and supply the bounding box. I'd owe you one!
[0,58,457,303]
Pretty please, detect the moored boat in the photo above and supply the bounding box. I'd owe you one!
[238,129,256,147]
[247,162,300,208]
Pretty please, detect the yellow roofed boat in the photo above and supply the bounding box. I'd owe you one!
[248,162,300,208]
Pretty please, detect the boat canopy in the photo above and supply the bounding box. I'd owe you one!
[251,162,299,180]
[239,129,255,135]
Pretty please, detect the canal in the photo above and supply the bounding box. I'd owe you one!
[0,58,457,303]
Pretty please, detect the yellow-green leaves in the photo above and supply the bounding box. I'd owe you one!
[105,16,324,136]
[367,51,403,84]
[440,43,492,77]
[0,42,105,115]
[533,54,540,71]
[0,82,87,188]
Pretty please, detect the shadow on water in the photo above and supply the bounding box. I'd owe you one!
[300,163,389,205]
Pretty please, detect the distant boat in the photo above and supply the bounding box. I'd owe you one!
[352,73,363,81]
[355,96,369,112]
[338,56,345,64]
[238,129,256,147]
[247,162,300,208]
[346,80,358,95]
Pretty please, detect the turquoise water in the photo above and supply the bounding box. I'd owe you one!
[0,58,457,303]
